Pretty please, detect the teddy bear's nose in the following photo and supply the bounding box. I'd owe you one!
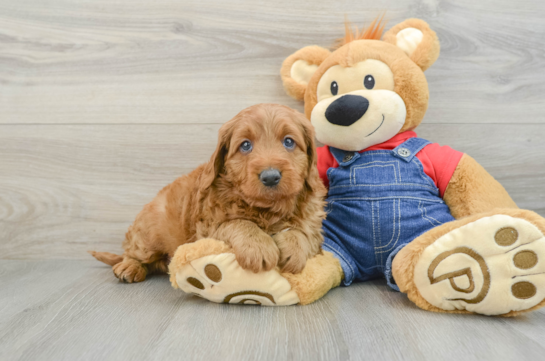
[325,95,369,126]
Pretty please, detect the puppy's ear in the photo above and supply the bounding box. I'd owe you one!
[298,114,322,194]
[281,46,331,101]
[200,121,233,191]
[382,18,440,71]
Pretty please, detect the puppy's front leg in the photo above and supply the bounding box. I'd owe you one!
[274,229,321,274]
[211,220,279,273]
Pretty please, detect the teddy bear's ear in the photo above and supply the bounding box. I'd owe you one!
[281,46,331,101]
[383,19,440,71]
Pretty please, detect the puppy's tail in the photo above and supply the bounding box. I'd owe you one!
[88,250,123,266]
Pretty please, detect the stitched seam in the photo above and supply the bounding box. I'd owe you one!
[325,200,334,215]
[329,183,437,191]
[422,203,441,225]
[388,199,402,255]
[375,199,384,272]
[412,156,437,189]
[375,199,402,254]
[376,201,383,266]
[357,151,392,155]
[330,148,359,165]
[418,201,439,228]
[419,201,435,227]
[351,163,398,185]
[375,200,395,251]
[419,201,442,226]
[410,139,431,158]
[396,199,401,252]
[394,138,430,161]
[372,201,377,264]
[359,265,383,272]
[327,196,445,203]
[352,160,399,167]
[322,244,355,277]
[350,160,398,168]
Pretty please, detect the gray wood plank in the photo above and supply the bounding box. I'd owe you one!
[323,282,545,360]
[1,0,545,360]
[0,124,543,260]
[1,0,544,124]
[1,260,545,361]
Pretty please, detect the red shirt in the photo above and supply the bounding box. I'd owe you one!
[316,131,464,198]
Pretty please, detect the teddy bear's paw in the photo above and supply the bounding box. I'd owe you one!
[414,214,545,316]
[171,244,300,306]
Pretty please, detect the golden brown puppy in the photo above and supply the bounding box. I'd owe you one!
[90,103,327,283]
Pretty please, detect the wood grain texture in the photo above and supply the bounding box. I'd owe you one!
[0,0,544,124]
[0,124,543,260]
[1,0,545,359]
[1,260,545,361]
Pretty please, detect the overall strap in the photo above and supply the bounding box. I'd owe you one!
[391,137,431,163]
[329,147,361,167]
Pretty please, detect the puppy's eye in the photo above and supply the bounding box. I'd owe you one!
[283,137,296,150]
[330,81,338,96]
[364,75,375,89]
[239,140,253,154]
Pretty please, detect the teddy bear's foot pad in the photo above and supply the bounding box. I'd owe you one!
[173,251,300,306]
[414,214,545,315]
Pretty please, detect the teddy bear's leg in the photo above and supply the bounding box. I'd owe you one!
[392,208,545,316]
[168,238,343,306]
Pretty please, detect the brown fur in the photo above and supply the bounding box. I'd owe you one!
[280,46,332,101]
[444,154,518,218]
[281,251,343,305]
[281,19,436,133]
[168,238,344,306]
[280,18,545,315]
[91,104,327,282]
[382,18,440,72]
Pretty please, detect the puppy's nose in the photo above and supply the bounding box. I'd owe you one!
[259,169,282,187]
[325,94,369,126]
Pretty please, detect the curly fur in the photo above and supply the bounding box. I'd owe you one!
[91,103,327,282]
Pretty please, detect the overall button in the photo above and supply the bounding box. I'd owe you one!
[343,153,354,162]
[397,148,411,157]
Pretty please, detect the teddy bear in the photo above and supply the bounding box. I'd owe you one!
[168,18,545,316]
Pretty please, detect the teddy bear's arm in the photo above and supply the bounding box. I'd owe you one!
[443,154,518,219]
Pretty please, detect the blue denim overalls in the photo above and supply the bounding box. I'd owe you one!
[321,137,455,290]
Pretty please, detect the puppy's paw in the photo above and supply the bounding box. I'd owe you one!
[274,230,309,274]
[279,250,307,274]
[112,259,147,283]
[232,236,280,273]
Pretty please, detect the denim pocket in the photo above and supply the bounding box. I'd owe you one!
[350,161,400,185]
[417,201,446,227]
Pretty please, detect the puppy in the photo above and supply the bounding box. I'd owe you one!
[91,103,327,282]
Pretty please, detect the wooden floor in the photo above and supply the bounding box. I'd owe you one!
[2,260,545,361]
[1,0,545,360]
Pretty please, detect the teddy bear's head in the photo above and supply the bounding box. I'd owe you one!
[281,18,440,151]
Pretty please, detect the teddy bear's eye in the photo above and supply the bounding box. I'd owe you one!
[330,81,338,95]
[364,75,375,89]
